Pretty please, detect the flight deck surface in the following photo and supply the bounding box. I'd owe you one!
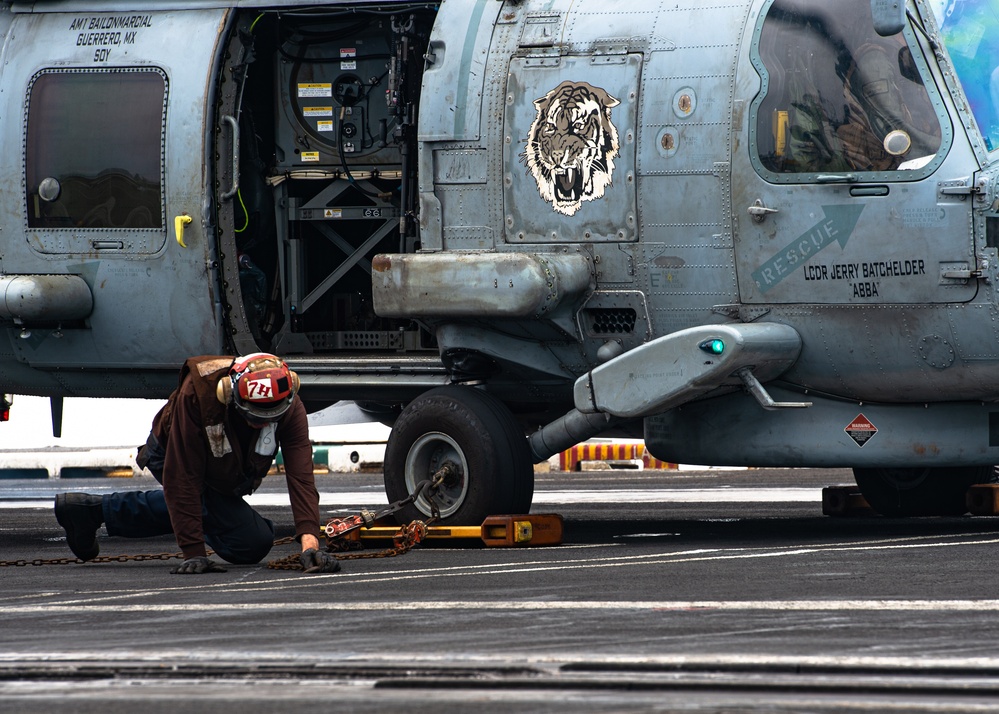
[4,468,999,712]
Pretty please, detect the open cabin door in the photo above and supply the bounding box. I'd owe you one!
[210,7,438,359]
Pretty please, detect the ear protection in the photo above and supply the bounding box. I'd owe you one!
[216,373,234,405]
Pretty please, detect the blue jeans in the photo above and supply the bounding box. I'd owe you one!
[104,434,275,564]
[102,488,275,564]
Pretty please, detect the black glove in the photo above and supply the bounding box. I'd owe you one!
[171,556,228,575]
[300,548,341,574]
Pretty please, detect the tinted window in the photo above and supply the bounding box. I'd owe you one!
[26,69,166,229]
[754,0,944,177]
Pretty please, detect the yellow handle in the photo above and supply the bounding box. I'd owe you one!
[174,214,192,248]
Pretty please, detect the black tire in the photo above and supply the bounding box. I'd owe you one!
[852,465,995,516]
[384,386,534,525]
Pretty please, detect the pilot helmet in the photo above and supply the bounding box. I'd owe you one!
[216,352,299,422]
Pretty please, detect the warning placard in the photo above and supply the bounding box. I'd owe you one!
[845,413,878,447]
[298,83,332,98]
[303,106,333,117]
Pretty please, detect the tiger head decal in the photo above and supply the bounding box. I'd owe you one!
[522,81,621,217]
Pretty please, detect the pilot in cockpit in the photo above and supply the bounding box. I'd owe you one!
[835,21,942,172]
[763,0,943,175]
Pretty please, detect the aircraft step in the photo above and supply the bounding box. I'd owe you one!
[285,354,449,401]
[286,354,446,376]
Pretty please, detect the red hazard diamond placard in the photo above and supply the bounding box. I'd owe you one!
[845,413,878,447]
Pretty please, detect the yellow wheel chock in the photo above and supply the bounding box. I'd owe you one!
[344,514,564,547]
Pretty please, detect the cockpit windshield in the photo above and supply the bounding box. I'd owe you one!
[934,0,999,151]
[753,0,946,180]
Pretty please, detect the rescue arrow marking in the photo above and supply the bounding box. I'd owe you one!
[752,204,865,293]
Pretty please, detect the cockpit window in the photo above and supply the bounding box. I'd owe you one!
[752,0,946,180]
[25,69,166,229]
[934,0,999,152]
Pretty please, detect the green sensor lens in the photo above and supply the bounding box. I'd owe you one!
[699,339,725,355]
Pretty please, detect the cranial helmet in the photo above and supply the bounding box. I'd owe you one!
[215,353,300,421]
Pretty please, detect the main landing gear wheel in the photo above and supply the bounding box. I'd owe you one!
[852,465,996,516]
[383,386,534,525]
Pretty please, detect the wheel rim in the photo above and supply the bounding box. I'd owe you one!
[403,432,469,518]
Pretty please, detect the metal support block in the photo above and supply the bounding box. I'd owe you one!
[821,486,874,517]
[967,484,999,516]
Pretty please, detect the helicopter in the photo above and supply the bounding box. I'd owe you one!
[2,0,997,523]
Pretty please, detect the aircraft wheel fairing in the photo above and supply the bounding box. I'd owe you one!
[384,386,533,525]
[852,465,995,516]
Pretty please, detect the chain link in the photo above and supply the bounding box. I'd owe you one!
[8,464,448,570]
[3,525,429,569]
[267,461,449,570]
[1,558,80,567]
[0,552,183,567]
[267,520,432,570]
[1,536,299,568]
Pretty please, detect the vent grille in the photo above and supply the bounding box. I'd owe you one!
[586,308,636,335]
[307,331,405,350]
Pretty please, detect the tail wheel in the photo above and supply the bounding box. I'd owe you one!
[852,465,995,516]
[384,386,533,525]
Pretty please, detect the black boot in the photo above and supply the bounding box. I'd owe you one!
[54,493,104,561]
